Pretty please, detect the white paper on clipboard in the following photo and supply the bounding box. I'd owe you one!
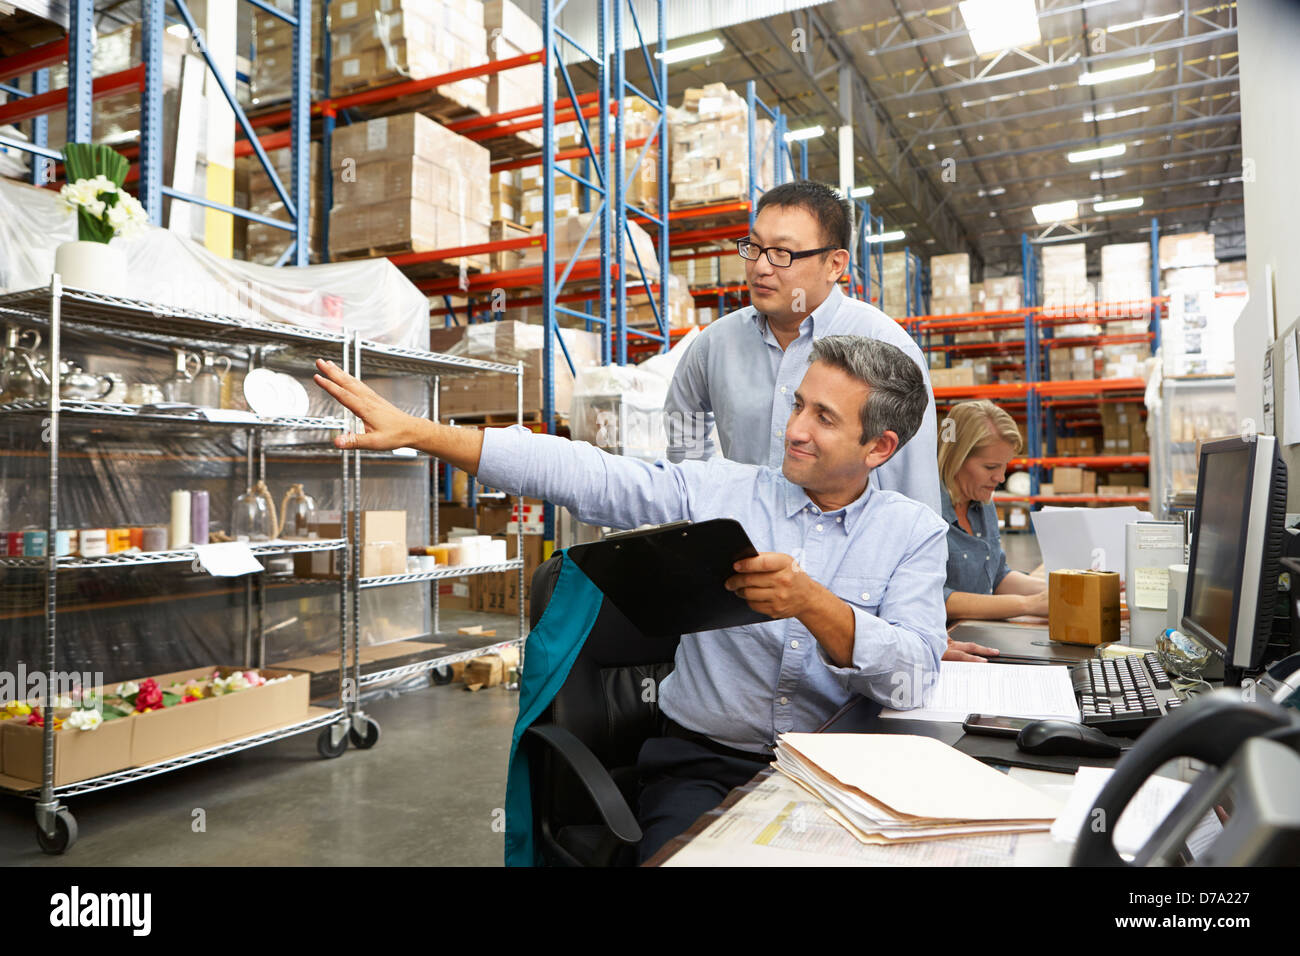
[1031,506,1152,582]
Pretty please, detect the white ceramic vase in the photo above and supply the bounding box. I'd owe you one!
[54,240,127,297]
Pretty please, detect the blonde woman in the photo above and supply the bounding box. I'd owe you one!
[938,401,1049,660]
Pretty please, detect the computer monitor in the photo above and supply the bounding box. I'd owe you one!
[1181,435,1288,683]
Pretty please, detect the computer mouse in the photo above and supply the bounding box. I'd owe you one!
[1016,719,1123,757]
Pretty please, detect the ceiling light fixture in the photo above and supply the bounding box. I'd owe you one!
[1106,12,1180,32]
[1089,168,1126,180]
[1032,199,1079,223]
[1079,58,1156,85]
[1083,105,1150,122]
[1067,143,1127,163]
[1093,196,1144,212]
[654,38,724,63]
[850,185,875,198]
[959,0,1041,55]
[784,125,824,142]
[864,230,906,244]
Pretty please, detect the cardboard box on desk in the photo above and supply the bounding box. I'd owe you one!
[1049,570,1120,646]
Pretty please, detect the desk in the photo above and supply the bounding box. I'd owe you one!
[647,620,1134,867]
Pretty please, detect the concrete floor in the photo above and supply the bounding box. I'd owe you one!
[1,536,1044,866]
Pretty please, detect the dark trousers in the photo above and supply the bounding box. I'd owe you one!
[635,726,772,864]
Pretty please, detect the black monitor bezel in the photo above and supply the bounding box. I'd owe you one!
[1180,436,1259,660]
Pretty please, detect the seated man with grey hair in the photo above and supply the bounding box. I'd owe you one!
[312,334,948,863]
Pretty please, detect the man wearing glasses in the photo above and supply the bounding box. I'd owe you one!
[664,180,940,513]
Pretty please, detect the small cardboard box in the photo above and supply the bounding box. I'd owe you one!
[211,667,310,740]
[1,712,135,786]
[129,686,224,766]
[1053,467,1084,494]
[462,646,520,689]
[1049,570,1121,646]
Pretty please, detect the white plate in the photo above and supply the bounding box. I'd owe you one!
[275,373,310,418]
[243,368,285,417]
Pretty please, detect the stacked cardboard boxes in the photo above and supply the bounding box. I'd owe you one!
[1048,344,1098,381]
[626,275,695,330]
[1159,233,1232,377]
[881,251,910,317]
[328,0,488,116]
[483,0,543,147]
[1100,401,1146,455]
[520,210,660,280]
[929,362,992,388]
[240,143,325,264]
[1041,242,1096,335]
[1099,242,1152,342]
[668,83,773,207]
[328,112,491,262]
[929,253,971,316]
[430,320,602,418]
[1050,467,1097,495]
[1215,260,1248,295]
[251,3,325,105]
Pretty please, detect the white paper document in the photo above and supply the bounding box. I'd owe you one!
[1032,506,1152,580]
[1050,766,1223,859]
[192,542,264,577]
[879,660,1080,723]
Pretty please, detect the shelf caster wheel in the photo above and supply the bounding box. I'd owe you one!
[317,724,348,759]
[431,666,453,686]
[36,809,78,855]
[349,716,381,749]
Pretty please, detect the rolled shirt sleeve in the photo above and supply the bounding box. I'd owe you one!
[817,516,948,709]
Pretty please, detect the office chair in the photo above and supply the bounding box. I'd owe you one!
[521,553,682,867]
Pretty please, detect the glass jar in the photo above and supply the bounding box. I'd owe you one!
[232,482,275,542]
[279,483,316,539]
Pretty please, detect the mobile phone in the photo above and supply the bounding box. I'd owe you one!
[962,714,1034,738]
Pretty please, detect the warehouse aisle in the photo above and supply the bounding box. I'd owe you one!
[0,680,519,866]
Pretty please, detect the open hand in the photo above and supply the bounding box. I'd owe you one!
[313,359,426,451]
[725,552,813,619]
[943,638,1001,663]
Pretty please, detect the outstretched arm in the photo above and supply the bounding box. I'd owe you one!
[313,359,484,471]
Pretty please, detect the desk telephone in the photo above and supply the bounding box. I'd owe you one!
[1071,655,1300,865]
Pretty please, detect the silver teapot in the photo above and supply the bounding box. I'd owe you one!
[59,361,115,401]
[0,326,46,401]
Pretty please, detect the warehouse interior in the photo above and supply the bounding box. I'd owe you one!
[0,0,1297,875]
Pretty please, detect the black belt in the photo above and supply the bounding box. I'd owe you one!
[662,717,774,763]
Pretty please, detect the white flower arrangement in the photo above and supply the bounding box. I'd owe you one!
[116,681,139,697]
[59,175,147,240]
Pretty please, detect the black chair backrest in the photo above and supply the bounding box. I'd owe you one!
[528,553,681,830]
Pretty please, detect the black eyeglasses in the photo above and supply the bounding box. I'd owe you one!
[736,238,836,268]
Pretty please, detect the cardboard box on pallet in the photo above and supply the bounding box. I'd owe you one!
[329,113,491,260]
[1100,242,1151,306]
[1158,231,1217,270]
[1042,243,1096,334]
[669,83,773,208]
[982,276,1023,312]
[241,143,325,264]
[251,3,324,104]
[430,320,602,418]
[929,367,976,389]
[1052,467,1097,495]
[483,0,544,147]
[929,254,970,300]
[521,211,660,280]
[881,251,909,315]
[327,0,488,114]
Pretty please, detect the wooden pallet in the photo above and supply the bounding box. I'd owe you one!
[441,411,568,435]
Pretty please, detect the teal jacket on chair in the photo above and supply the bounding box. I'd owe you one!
[503,551,604,867]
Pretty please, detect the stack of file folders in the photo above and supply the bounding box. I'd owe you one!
[774,733,1063,844]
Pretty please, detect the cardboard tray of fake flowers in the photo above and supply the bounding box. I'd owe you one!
[0,667,309,787]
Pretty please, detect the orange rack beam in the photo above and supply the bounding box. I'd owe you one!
[997,495,1151,504]
[388,233,544,269]
[0,37,69,82]
[1035,456,1151,468]
[689,284,748,298]
[1034,378,1147,396]
[0,64,144,126]
[417,259,619,296]
[933,382,1033,401]
[490,136,647,173]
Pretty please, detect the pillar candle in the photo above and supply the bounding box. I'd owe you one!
[191,490,210,547]
[142,526,168,552]
[170,490,192,549]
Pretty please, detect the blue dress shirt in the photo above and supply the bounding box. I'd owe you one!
[477,425,949,753]
[940,484,1011,601]
[662,285,941,514]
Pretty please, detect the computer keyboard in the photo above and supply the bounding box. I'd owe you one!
[1069,652,1184,737]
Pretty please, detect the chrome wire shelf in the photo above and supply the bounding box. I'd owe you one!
[356,639,523,688]
[3,708,346,799]
[356,339,520,377]
[358,559,524,590]
[0,538,346,569]
[0,400,343,431]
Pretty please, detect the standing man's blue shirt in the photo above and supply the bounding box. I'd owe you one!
[663,285,941,514]
[477,425,948,753]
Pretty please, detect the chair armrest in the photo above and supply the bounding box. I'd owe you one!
[525,723,643,845]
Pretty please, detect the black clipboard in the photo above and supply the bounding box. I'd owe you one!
[566,518,772,636]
